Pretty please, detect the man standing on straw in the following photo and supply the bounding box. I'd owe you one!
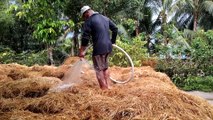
[78,5,118,90]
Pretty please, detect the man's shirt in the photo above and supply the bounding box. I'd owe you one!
[81,13,118,56]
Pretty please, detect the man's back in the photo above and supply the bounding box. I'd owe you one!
[82,13,117,56]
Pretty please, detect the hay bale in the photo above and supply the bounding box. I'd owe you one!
[0,98,28,112]
[42,70,64,79]
[0,77,61,98]
[0,111,46,120]
[0,75,13,81]
[25,93,65,114]
[62,57,79,65]
[0,65,213,119]
[30,65,63,78]
[29,65,66,79]
[25,92,89,115]
[0,64,30,80]
[0,66,6,75]
[30,65,57,72]
[8,69,29,80]
[141,57,158,68]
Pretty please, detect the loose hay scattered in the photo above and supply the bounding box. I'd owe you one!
[0,77,61,98]
[0,63,30,81]
[25,93,69,114]
[0,61,213,120]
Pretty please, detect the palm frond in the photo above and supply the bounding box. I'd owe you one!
[163,0,173,11]
[199,13,213,30]
[183,29,196,40]
[202,1,213,16]
[176,13,193,29]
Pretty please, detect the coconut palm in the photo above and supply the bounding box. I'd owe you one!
[100,0,147,36]
[146,0,182,44]
[177,0,213,31]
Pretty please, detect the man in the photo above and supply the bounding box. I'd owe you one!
[79,6,118,90]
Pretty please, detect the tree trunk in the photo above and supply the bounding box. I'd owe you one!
[193,11,198,31]
[135,20,139,36]
[193,0,199,31]
[103,0,109,16]
[70,39,75,56]
[71,31,80,56]
[47,46,54,65]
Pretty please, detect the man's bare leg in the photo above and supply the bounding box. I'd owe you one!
[103,69,110,88]
[96,70,108,90]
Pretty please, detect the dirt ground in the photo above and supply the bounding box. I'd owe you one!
[0,57,213,120]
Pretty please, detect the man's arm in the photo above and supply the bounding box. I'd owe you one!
[79,22,91,58]
[79,46,87,58]
[109,20,118,44]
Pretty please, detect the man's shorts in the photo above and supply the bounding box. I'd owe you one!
[92,53,110,71]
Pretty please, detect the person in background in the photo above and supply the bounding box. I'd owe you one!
[78,5,118,90]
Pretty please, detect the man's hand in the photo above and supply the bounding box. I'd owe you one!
[78,51,85,58]
[78,46,86,60]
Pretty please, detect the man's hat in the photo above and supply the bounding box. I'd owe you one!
[80,6,91,15]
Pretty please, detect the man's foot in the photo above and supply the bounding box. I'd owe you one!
[108,86,113,90]
[100,86,109,90]
[100,85,113,90]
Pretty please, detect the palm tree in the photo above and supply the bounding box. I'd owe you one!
[177,0,213,31]
[146,0,181,44]
[103,0,147,36]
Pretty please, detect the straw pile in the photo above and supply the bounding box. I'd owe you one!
[0,57,213,120]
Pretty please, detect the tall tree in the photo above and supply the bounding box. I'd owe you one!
[0,0,14,44]
[146,0,181,44]
[177,0,213,31]
[15,0,74,65]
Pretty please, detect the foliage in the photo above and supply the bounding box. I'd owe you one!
[110,33,148,67]
[0,1,41,53]
[177,0,213,31]
[0,46,47,66]
[84,33,147,67]
[0,0,15,47]
[155,30,213,91]
[9,0,75,65]
[14,0,74,46]
[0,46,15,64]
[155,24,191,59]
[121,18,137,37]
[33,19,74,46]
[183,76,213,92]
[52,38,73,66]
[156,59,197,87]
[190,30,213,75]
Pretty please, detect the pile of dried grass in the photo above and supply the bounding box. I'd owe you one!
[0,77,61,98]
[0,60,213,120]
[0,63,30,81]
[0,63,70,81]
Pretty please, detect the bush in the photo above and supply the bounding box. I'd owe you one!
[0,47,15,63]
[0,47,48,66]
[155,30,213,91]
[84,34,148,67]
[156,59,197,87]
[110,34,148,67]
[190,30,213,76]
[183,76,213,92]
[15,51,48,66]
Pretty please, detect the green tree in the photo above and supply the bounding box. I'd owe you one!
[178,0,213,31]
[0,0,14,45]
[14,0,74,65]
[147,0,182,44]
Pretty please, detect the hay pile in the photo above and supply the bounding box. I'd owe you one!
[0,58,213,120]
